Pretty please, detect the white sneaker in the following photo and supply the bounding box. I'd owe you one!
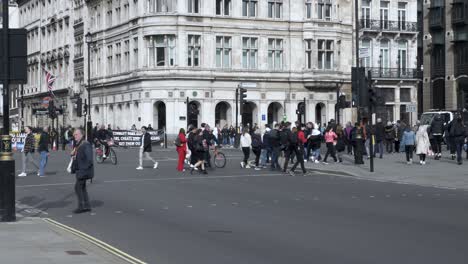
[422,161,426,165]
[190,164,194,168]
[254,167,261,171]
[18,172,27,177]
[419,160,423,165]
[153,162,159,169]
[240,162,245,168]
[314,160,320,164]
[103,155,107,158]
[245,165,251,169]
[304,159,308,163]
[410,159,413,164]
[136,166,143,170]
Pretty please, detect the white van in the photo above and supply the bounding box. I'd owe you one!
[420,111,454,126]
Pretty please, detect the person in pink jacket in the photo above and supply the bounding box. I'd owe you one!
[323,126,338,164]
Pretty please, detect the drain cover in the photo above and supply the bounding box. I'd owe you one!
[65,250,87,255]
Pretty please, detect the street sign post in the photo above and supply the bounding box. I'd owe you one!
[405,104,417,113]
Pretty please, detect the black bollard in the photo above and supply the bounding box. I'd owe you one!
[0,135,16,222]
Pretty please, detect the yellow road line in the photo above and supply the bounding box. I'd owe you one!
[43,218,147,264]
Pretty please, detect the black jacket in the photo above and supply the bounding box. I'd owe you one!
[38,132,49,152]
[449,120,466,139]
[430,116,445,135]
[270,129,281,147]
[374,123,385,142]
[143,132,152,152]
[74,141,94,180]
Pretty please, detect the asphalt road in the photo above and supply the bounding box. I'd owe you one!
[14,147,468,264]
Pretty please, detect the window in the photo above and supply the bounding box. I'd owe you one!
[115,7,121,22]
[316,0,332,21]
[216,0,231,16]
[242,0,257,17]
[361,39,372,68]
[107,9,112,27]
[268,38,283,70]
[361,0,371,28]
[188,0,200,14]
[148,0,175,13]
[380,39,390,69]
[380,1,389,29]
[400,88,411,102]
[268,0,282,19]
[216,36,232,68]
[317,39,333,69]
[305,0,312,19]
[124,2,129,20]
[398,40,408,73]
[398,2,407,30]
[107,45,113,75]
[242,37,258,69]
[305,39,313,69]
[124,40,130,72]
[133,37,139,69]
[115,43,122,73]
[188,35,201,67]
[146,35,176,67]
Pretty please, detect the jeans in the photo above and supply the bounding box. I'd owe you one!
[74,178,91,210]
[223,137,228,145]
[21,152,39,173]
[139,148,157,167]
[252,147,261,167]
[290,146,306,173]
[374,141,384,158]
[385,139,394,153]
[271,147,281,170]
[260,149,268,166]
[283,146,294,172]
[39,151,48,176]
[405,145,414,162]
[455,138,464,163]
[230,137,235,145]
[433,135,443,154]
[323,143,337,162]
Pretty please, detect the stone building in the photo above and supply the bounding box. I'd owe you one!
[18,0,357,135]
[422,0,468,112]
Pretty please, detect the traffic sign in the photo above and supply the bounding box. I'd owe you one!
[405,104,417,113]
[359,48,370,58]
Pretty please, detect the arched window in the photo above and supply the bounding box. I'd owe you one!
[380,39,390,69]
[398,40,408,72]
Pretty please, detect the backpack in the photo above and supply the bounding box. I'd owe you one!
[280,129,291,147]
[289,132,298,147]
[252,134,261,148]
[174,136,182,147]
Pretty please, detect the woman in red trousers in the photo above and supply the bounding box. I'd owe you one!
[176,128,187,172]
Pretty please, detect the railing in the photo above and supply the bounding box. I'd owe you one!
[366,67,419,79]
[429,7,445,29]
[451,2,467,25]
[359,19,418,32]
[455,64,468,77]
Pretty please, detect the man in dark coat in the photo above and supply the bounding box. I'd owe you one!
[430,114,445,159]
[72,128,94,214]
[136,126,158,170]
[38,127,50,177]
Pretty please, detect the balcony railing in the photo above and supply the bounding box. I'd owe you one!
[366,67,419,79]
[359,19,418,32]
[451,2,467,25]
[455,64,468,77]
[429,7,445,29]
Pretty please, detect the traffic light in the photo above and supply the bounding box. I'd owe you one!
[338,95,347,109]
[352,67,366,107]
[48,100,57,119]
[190,103,199,115]
[239,88,247,114]
[296,104,305,115]
[76,98,83,117]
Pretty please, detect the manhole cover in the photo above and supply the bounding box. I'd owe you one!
[65,250,87,255]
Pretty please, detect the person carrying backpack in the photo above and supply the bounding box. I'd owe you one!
[251,128,262,170]
[289,125,308,176]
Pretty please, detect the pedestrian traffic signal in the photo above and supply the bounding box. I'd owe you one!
[338,95,347,109]
[48,100,57,119]
[296,104,305,115]
[76,98,83,117]
[239,88,247,114]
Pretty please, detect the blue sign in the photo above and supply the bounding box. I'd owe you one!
[262,114,266,121]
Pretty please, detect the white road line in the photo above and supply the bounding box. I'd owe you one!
[16,173,286,188]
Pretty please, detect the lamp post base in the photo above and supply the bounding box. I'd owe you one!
[86,120,93,143]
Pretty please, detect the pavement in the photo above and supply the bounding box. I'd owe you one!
[305,148,468,190]
[0,217,129,264]
[7,147,468,264]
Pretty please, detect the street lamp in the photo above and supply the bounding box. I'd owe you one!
[85,32,93,141]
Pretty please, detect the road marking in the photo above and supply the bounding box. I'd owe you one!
[210,204,217,207]
[43,218,147,264]
[16,173,287,188]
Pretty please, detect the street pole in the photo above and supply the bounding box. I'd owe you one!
[368,70,374,173]
[86,38,92,142]
[303,97,306,124]
[20,84,24,131]
[235,88,239,134]
[355,0,361,123]
[186,96,189,129]
[336,84,340,125]
[1,0,16,222]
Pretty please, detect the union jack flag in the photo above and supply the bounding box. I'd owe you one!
[45,69,56,94]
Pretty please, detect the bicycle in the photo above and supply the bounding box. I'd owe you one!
[95,139,118,165]
[212,145,226,168]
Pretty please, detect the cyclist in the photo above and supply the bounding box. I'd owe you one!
[95,125,113,158]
